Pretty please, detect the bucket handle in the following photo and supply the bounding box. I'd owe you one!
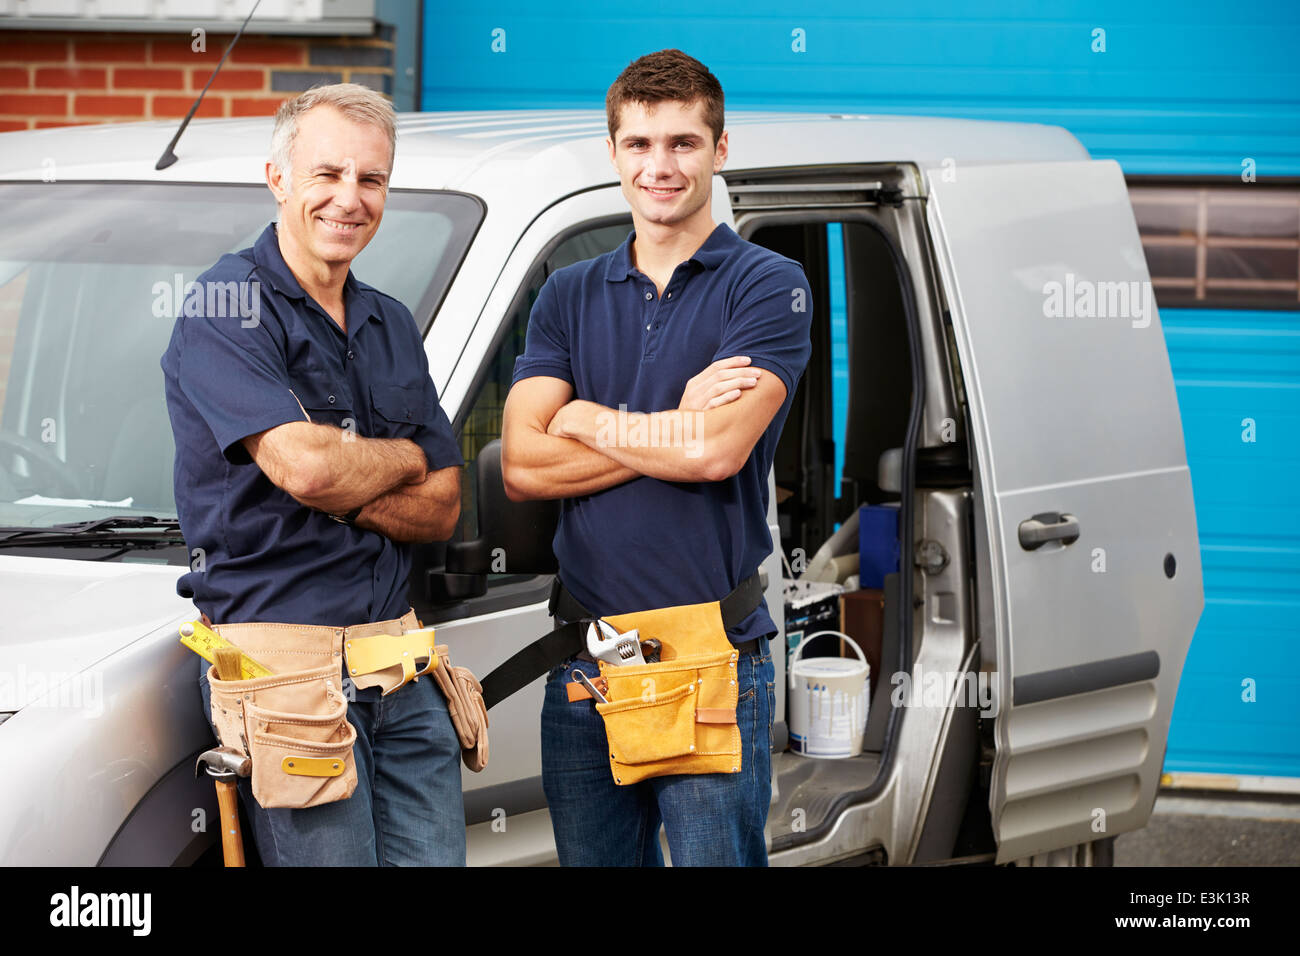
[789,630,867,686]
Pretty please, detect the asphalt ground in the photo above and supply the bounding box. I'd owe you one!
[1115,789,1300,866]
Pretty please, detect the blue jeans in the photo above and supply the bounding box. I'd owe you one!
[198,659,465,866]
[540,634,776,866]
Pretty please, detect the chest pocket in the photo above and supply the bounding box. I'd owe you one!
[288,368,355,430]
[369,382,429,438]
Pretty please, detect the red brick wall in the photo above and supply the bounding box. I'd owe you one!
[0,29,395,131]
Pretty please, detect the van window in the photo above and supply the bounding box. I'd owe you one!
[456,219,632,548]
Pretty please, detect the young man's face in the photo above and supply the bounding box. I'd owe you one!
[607,98,728,232]
[267,104,391,269]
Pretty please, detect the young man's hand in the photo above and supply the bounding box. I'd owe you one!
[679,355,763,410]
[545,356,763,437]
[546,406,571,437]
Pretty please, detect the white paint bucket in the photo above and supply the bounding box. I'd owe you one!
[788,630,870,759]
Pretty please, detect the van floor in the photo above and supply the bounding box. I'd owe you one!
[768,750,881,842]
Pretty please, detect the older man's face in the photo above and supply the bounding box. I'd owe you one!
[275,104,391,267]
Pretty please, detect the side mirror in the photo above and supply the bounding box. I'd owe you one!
[435,440,558,600]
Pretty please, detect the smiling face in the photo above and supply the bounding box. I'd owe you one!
[267,104,391,270]
[606,98,727,233]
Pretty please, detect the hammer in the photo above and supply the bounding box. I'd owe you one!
[196,645,251,867]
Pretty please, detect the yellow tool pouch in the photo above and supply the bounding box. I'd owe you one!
[583,600,742,786]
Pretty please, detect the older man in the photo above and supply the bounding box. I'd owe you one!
[160,84,465,866]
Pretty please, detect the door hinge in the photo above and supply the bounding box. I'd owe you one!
[914,538,950,575]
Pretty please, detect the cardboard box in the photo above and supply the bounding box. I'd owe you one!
[840,588,885,699]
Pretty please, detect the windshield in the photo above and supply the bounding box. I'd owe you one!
[0,182,481,532]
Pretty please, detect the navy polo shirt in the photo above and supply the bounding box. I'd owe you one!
[512,223,812,645]
[160,222,463,627]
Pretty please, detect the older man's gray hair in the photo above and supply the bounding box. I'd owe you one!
[270,83,397,195]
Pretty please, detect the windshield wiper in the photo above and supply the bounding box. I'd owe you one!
[0,515,183,541]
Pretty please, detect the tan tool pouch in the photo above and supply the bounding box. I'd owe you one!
[572,600,742,786]
[206,610,490,806]
[204,609,417,809]
[207,661,357,809]
[429,644,490,772]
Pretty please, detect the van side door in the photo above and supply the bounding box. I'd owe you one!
[926,159,1205,862]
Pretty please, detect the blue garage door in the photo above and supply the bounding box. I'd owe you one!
[1163,307,1300,777]
[421,1,1300,176]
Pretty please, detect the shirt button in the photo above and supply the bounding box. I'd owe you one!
[644,291,653,301]
[646,324,651,331]
[346,349,355,360]
[666,291,672,299]
[328,394,336,405]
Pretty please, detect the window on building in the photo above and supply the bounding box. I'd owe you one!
[1128,182,1300,309]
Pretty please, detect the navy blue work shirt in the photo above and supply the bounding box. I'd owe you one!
[161,222,463,627]
[511,223,813,645]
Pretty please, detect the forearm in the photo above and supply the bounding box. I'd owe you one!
[556,401,727,483]
[294,425,426,514]
[503,425,640,500]
[354,470,460,543]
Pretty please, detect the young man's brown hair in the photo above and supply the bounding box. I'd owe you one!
[605,48,725,145]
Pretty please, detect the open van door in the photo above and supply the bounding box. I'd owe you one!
[925,160,1204,862]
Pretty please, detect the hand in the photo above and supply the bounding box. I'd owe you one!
[679,356,762,411]
[402,443,430,484]
[401,468,432,489]
[546,401,573,438]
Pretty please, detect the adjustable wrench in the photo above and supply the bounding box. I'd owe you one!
[586,619,645,666]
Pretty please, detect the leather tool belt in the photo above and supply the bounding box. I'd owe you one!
[204,608,488,810]
[479,574,763,786]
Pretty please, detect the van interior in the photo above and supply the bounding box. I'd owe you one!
[723,167,983,862]
[743,209,913,854]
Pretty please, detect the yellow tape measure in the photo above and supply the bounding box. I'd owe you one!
[179,620,272,680]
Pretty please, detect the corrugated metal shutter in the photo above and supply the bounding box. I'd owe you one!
[420,0,1300,175]
[1162,307,1300,777]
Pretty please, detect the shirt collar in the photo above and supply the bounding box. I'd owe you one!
[604,222,739,282]
[252,223,382,325]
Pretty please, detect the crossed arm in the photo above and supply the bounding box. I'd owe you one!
[242,421,460,543]
[501,356,786,501]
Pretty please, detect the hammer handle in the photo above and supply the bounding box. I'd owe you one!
[213,646,247,866]
[215,780,245,867]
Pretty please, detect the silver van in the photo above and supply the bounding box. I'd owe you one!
[0,110,1203,866]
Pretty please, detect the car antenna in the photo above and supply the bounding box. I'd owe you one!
[155,0,265,171]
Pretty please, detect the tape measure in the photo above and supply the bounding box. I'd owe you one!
[179,620,272,680]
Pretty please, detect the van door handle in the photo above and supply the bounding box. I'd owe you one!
[1018,512,1080,550]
